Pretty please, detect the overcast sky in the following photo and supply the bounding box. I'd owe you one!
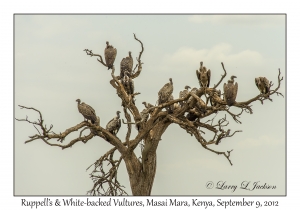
[14,14,285,196]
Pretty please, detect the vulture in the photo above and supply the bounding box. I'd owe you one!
[223,76,238,106]
[142,101,154,109]
[106,111,121,136]
[196,62,211,88]
[210,90,221,106]
[179,85,191,106]
[76,99,97,124]
[136,108,149,131]
[194,97,207,114]
[142,101,154,114]
[255,77,270,95]
[120,51,133,79]
[158,78,173,105]
[121,71,134,95]
[187,87,198,106]
[104,41,117,70]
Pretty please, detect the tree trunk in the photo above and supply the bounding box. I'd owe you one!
[124,121,170,195]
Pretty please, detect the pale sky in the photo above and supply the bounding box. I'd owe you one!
[14,14,285,196]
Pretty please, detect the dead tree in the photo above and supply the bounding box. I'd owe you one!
[16,34,284,196]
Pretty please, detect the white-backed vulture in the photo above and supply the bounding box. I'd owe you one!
[158,78,173,105]
[196,62,211,88]
[223,76,238,106]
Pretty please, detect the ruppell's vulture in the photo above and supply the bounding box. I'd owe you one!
[120,51,133,79]
[255,77,270,95]
[210,90,221,107]
[76,99,97,124]
[104,41,117,70]
[136,108,149,131]
[142,101,154,114]
[122,71,134,96]
[106,111,121,136]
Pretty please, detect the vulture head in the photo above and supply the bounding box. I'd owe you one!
[185,85,191,90]
[106,41,109,47]
[169,78,173,85]
[76,99,81,104]
[116,111,121,117]
[200,61,203,68]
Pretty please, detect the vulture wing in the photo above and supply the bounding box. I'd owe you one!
[263,77,270,93]
[255,78,260,90]
[116,119,121,135]
[207,69,211,87]
[196,70,200,82]
[233,82,238,102]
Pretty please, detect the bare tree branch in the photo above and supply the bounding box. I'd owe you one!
[132,33,144,79]
[83,49,108,67]
[213,62,227,89]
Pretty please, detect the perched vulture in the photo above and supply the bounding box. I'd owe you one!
[194,97,207,114]
[196,62,211,88]
[104,41,117,70]
[121,71,134,95]
[158,78,173,105]
[210,89,221,107]
[76,99,97,124]
[187,87,199,106]
[120,51,133,79]
[136,108,149,131]
[255,77,270,95]
[106,111,121,136]
[142,101,154,109]
[223,76,238,106]
[179,85,191,106]
[142,101,154,114]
